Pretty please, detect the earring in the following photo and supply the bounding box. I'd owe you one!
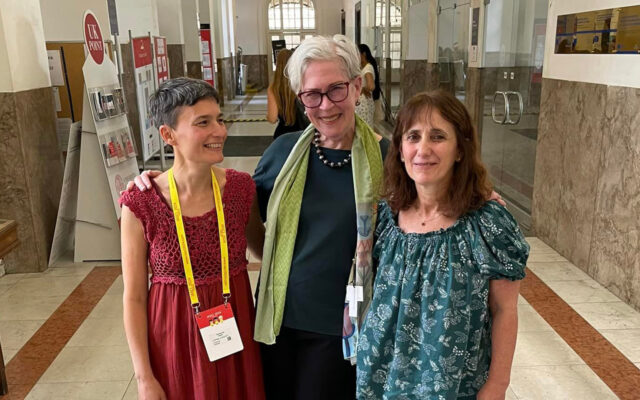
[400,155,405,162]
[356,100,361,106]
[304,110,307,116]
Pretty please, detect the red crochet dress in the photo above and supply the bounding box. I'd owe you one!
[119,169,265,400]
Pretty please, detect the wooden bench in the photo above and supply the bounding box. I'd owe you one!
[0,219,18,395]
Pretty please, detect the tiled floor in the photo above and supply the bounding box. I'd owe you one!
[0,93,638,399]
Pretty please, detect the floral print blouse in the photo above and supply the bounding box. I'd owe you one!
[356,201,529,399]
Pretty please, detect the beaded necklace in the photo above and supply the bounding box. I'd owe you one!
[312,130,352,169]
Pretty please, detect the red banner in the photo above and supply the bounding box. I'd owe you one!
[132,37,153,68]
[154,36,169,84]
[199,29,215,87]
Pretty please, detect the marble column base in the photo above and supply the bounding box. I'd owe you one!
[0,88,64,273]
[167,44,185,78]
[243,54,269,90]
[186,61,203,80]
[120,43,142,156]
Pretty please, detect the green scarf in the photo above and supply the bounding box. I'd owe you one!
[254,115,383,359]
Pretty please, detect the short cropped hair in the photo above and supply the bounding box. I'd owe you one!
[286,35,361,93]
[149,77,220,128]
[384,90,493,217]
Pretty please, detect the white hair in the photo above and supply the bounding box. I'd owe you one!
[285,34,361,93]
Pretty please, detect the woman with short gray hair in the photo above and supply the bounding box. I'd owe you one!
[253,34,389,399]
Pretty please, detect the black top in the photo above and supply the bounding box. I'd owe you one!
[273,100,310,139]
[253,131,389,336]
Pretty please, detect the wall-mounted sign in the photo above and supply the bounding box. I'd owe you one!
[199,28,215,87]
[556,5,640,54]
[154,36,169,84]
[132,35,161,161]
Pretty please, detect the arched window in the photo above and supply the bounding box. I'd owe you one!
[375,0,402,68]
[268,0,316,49]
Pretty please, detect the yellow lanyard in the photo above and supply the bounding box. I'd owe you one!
[168,168,230,314]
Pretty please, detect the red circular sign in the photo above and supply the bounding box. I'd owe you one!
[83,12,104,65]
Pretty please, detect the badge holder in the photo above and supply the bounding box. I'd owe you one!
[169,168,244,363]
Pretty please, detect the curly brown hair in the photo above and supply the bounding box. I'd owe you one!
[383,90,492,216]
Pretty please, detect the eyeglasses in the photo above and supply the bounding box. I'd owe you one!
[297,82,350,108]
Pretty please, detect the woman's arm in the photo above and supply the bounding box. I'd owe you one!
[266,86,279,123]
[245,195,265,259]
[121,206,166,399]
[477,279,520,400]
[362,72,375,97]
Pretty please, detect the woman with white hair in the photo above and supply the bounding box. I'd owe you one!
[252,35,388,399]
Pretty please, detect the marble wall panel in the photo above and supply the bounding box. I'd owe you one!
[14,88,64,272]
[0,88,63,273]
[0,92,39,272]
[186,61,203,80]
[215,59,225,106]
[555,81,607,268]
[531,79,564,246]
[120,43,141,157]
[167,44,185,79]
[465,67,483,141]
[225,57,235,100]
[589,86,640,309]
[243,54,268,90]
[401,59,429,105]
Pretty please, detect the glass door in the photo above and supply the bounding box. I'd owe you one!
[437,0,471,102]
[480,0,547,232]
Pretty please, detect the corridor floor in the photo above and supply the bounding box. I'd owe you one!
[0,92,638,399]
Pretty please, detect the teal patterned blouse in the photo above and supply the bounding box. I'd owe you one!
[356,201,529,399]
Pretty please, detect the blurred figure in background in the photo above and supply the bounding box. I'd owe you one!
[354,44,380,127]
[267,49,309,139]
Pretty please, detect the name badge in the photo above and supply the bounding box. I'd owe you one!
[195,304,244,362]
[346,285,364,318]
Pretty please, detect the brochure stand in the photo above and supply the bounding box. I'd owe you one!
[73,10,139,262]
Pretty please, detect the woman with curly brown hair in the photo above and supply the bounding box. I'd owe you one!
[356,90,529,399]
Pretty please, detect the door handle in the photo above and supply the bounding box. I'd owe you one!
[505,91,523,125]
[492,91,509,125]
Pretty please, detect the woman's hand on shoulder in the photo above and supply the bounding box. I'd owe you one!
[477,379,508,400]
[488,191,506,207]
[137,376,167,400]
[121,170,162,194]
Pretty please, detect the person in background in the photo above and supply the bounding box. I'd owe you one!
[356,90,529,399]
[354,44,379,128]
[267,49,309,139]
[120,78,265,400]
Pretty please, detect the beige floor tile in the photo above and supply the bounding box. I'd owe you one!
[122,377,138,400]
[66,317,127,347]
[39,345,133,383]
[2,275,85,298]
[88,295,123,320]
[518,304,553,332]
[598,329,640,362]
[0,273,30,285]
[526,252,568,263]
[36,265,94,278]
[249,271,259,295]
[517,294,527,305]
[526,261,591,282]
[227,121,274,136]
[572,302,640,330]
[0,294,66,321]
[506,387,519,400]
[25,381,130,400]
[545,280,621,304]
[219,156,261,175]
[3,346,18,362]
[510,365,617,399]
[0,319,45,349]
[512,331,584,366]
[0,283,14,296]
[525,237,557,254]
[105,275,124,297]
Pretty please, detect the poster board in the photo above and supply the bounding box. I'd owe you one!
[199,28,215,87]
[154,36,170,85]
[73,10,139,261]
[131,35,161,161]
